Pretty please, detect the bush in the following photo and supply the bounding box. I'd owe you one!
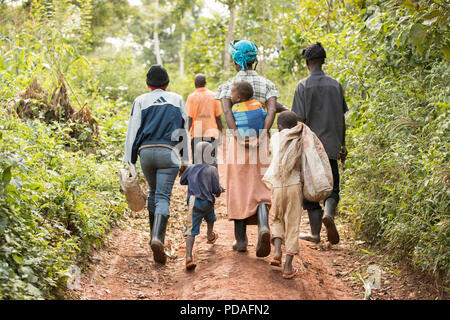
[0,107,127,299]
[341,59,450,284]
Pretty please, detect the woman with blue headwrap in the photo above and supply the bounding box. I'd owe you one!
[215,40,284,258]
[229,40,259,71]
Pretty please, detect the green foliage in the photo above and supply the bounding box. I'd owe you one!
[314,1,450,283]
[0,0,128,299]
[0,109,127,299]
[183,15,228,83]
[90,0,131,48]
[341,61,449,280]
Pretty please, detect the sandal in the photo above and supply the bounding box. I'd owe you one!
[185,258,197,271]
[282,268,298,279]
[206,232,219,244]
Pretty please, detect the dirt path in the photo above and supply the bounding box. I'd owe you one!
[75,200,442,300]
[74,147,444,301]
[76,212,354,300]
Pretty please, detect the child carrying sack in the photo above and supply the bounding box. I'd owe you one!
[301,124,333,202]
[118,162,146,212]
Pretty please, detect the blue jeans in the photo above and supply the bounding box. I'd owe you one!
[184,196,217,237]
[139,147,180,217]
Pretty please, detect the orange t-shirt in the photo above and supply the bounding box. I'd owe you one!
[186,87,222,139]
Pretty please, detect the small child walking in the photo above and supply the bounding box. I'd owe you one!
[180,142,224,271]
[263,111,302,279]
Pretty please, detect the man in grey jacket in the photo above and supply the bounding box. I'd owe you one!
[124,65,189,264]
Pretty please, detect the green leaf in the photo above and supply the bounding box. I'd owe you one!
[409,23,426,46]
[403,0,416,9]
[2,166,12,186]
[13,254,23,264]
[409,23,427,55]
[0,215,7,236]
[27,283,43,299]
[19,266,38,283]
[443,46,450,60]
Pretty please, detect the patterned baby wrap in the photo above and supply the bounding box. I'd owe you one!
[232,99,267,137]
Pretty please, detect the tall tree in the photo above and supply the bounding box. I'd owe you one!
[153,0,162,64]
[219,0,239,73]
[170,0,201,77]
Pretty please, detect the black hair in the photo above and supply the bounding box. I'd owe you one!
[306,58,325,67]
[302,42,327,62]
[277,111,298,129]
[194,74,206,88]
[232,81,254,101]
[146,64,169,87]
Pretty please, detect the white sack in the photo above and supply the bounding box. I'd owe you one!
[118,162,146,212]
[301,125,333,202]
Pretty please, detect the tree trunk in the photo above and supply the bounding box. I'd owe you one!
[258,0,266,73]
[179,32,185,78]
[153,29,162,65]
[224,6,237,72]
[153,0,162,65]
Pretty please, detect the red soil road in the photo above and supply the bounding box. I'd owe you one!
[77,218,356,300]
[163,219,354,300]
[77,142,358,300]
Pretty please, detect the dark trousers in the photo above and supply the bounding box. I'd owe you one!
[302,159,340,211]
[191,137,217,168]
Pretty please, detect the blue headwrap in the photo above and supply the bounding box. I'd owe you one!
[229,40,258,71]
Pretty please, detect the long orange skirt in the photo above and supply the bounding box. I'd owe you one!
[225,134,272,221]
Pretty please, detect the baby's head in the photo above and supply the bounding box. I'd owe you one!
[194,141,215,165]
[277,111,298,131]
[231,81,254,104]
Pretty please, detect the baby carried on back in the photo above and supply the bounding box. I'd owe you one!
[231,81,267,138]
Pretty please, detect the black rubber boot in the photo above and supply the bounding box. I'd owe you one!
[256,204,271,257]
[299,208,323,243]
[149,212,155,238]
[150,214,168,264]
[232,219,247,252]
[322,198,340,244]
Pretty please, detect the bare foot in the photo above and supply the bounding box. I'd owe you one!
[270,253,282,267]
[206,232,219,244]
[282,268,298,279]
[185,257,196,271]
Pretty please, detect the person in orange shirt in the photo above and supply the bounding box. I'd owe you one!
[187,74,223,167]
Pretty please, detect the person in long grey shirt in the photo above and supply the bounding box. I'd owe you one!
[291,42,348,245]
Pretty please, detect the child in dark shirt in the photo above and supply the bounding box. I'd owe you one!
[180,142,224,270]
